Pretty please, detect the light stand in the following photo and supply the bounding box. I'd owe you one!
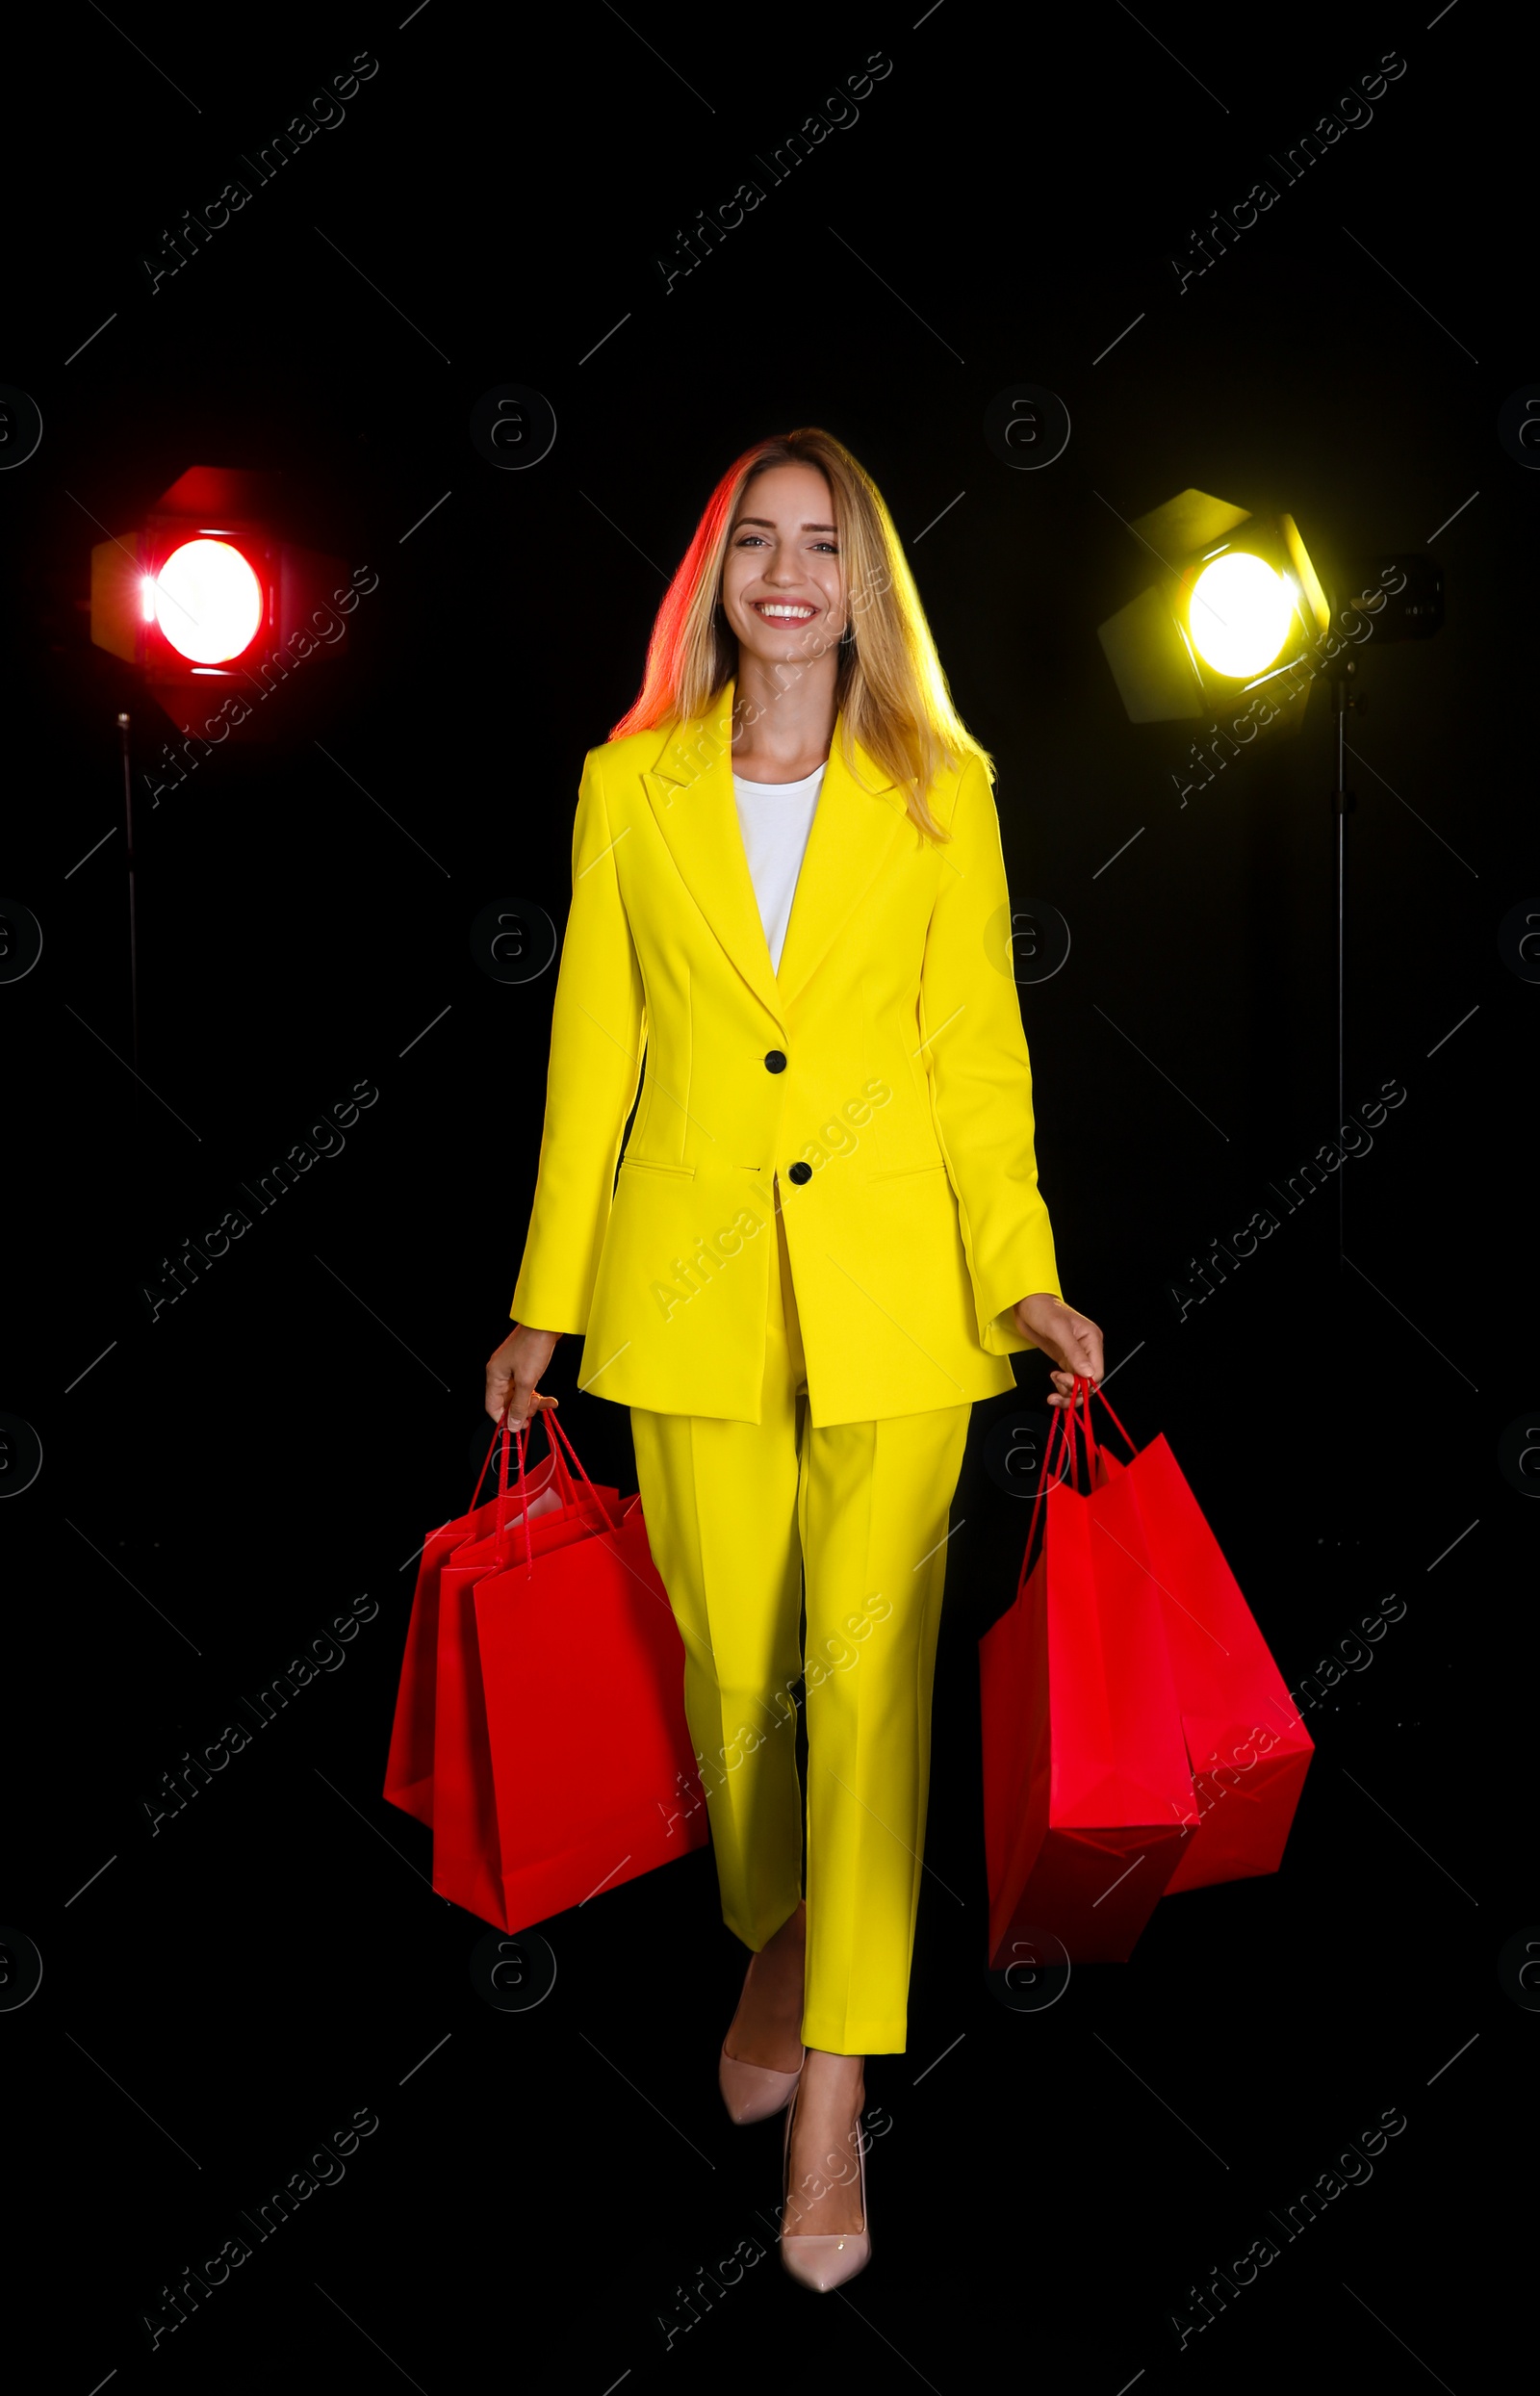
[116,709,140,1077]
[1319,552,1444,1260]
[1325,653,1364,1264]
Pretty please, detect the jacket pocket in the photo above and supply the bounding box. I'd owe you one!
[867,1160,947,1184]
[620,1156,697,1181]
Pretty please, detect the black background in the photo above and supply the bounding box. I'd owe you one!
[5,2,1533,2387]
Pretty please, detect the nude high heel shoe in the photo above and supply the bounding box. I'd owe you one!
[718,2037,805,2125]
[779,2081,871,2291]
[718,1944,805,2123]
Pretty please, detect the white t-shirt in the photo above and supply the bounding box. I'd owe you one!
[732,763,826,972]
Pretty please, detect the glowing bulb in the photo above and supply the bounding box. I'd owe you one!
[1187,552,1293,678]
[152,538,263,664]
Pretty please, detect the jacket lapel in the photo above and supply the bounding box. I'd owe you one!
[640,685,785,1028]
[774,734,910,1011]
[638,686,912,1019]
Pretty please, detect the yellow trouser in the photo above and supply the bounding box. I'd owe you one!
[629,1189,970,2054]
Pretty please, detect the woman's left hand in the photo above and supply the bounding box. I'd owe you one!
[1011,1293,1105,1405]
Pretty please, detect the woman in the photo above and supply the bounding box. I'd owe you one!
[485,428,1103,2290]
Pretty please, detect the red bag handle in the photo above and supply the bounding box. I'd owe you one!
[494,1407,554,1563]
[471,1404,578,1520]
[1075,1376,1098,1481]
[1014,1376,1140,1599]
[490,1404,624,1576]
[1086,1376,1137,1456]
[470,1413,505,1512]
[543,1405,622,1537]
[1061,1375,1141,1481]
[1019,1400,1070,1595]
[1053,1379,1101,1485]
[502,1421,534,1571]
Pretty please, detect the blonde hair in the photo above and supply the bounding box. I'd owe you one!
[610,427,990,837]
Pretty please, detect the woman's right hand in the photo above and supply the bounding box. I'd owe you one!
[485,1323,562,1430]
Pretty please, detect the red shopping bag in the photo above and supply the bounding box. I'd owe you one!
[1082,1382,1314,1894]
[424,1414,623,1924]
[383,1412,566,1828]
[472,1415,709,1934]
[980,1399,1200,1968]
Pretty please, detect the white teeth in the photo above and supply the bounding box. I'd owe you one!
[758,604,814,619]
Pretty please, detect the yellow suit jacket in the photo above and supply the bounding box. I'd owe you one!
[511,684,1062,1427]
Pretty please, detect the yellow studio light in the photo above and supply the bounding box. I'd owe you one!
[1185,551,1294,676]
[1096,489,1334,728]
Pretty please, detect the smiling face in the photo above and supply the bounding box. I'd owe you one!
[720,461,847,671]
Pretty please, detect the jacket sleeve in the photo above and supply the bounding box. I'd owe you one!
[510,748,646,1332]
[918,753,1062,1354]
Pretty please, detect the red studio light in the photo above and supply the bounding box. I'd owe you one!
[150,537,265,663]
[90,466,356,740]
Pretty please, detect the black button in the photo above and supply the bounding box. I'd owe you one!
[764,1049,787,1073]
[787,1161,812,1185]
